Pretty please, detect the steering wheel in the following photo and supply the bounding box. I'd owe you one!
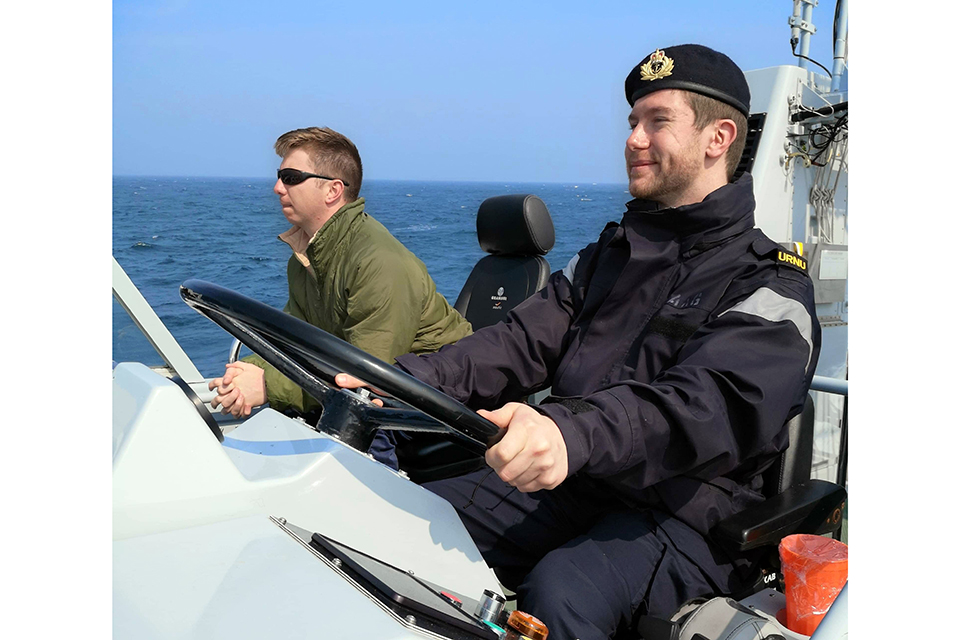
[179,279,502,455]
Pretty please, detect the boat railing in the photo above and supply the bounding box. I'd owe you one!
[809,375,848,490]
[810,375,847,397]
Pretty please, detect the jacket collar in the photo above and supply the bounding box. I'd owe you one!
[278,198,367,277]
[623,174,756,255]
[278,226,313,272]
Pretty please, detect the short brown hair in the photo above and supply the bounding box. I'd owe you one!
[684,92,748,181]
[274,127,363,201]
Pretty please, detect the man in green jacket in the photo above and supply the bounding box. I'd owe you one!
[209,126,472,420]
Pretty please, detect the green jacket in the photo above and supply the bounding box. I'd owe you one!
[245,198,472,412]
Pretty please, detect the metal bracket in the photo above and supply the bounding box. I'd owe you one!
[788,16,817,34]
[228,338,242,364]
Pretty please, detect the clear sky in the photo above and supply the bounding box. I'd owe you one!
[113,0,842,183]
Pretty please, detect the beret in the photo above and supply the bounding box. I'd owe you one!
[625,44,750,116]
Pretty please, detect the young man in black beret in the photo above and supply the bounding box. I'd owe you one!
[342,44,820,639]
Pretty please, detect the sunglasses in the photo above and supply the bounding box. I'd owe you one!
[277,168,350,187]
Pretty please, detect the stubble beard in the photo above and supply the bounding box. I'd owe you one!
[627,144,703,206]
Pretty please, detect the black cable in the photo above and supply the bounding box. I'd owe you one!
[784,92,849,167]
[461,468,496,509]
[791,101,848,123]
[791,40,833,78]
[811,128,841,161]
[809,115,847,166]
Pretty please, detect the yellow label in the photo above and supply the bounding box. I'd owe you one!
[777,250,807,271]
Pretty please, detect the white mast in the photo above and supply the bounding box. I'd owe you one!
[831,0,849,92]
[789,0,818,70]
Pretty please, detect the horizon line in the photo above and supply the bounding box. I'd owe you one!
[112,174,627,187]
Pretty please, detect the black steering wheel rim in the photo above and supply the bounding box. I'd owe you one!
[179,279,502,449]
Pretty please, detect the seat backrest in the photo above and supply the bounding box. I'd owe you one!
[762,393,816,497]
[454,194,555,331]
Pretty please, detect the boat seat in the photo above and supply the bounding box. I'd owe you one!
[395,194,555,483]
[711,394,846,553]
[635,393,847,640]
[453,193,556,330]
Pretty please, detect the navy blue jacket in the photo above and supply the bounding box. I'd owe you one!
[396,175,820,538]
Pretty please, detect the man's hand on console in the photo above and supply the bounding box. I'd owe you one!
[480,403,569,493]
[209,361,267,418]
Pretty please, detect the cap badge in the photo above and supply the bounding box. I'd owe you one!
[640,49,674,81]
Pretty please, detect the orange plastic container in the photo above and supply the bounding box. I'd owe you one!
[504,610,548,640]
[778,534,848,636]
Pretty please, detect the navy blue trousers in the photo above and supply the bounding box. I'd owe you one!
[368,429,402,469]
[424,469,750,640]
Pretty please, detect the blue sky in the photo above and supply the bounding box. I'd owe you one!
[113,0,842,182]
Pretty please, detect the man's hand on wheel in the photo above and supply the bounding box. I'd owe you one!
[480,403,569,492]
[334,373,385,406]
[335,375,568,490]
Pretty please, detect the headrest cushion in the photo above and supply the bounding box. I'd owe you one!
[477,194,555,256]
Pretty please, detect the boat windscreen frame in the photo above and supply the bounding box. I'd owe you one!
[113,257,204,383]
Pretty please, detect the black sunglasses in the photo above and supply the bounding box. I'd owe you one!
[277,168,350,187]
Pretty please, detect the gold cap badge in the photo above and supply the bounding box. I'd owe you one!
[640,49,674,81]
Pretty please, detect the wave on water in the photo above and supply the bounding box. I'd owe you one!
[113,176,627,374]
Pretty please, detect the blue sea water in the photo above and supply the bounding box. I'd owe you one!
[113,176,632,377]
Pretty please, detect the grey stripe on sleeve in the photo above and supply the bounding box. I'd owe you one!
[719,287,814,371]
[561,253,580,284]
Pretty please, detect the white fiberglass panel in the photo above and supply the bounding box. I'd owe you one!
[113,362,502,601]
[745,65,808,243]
[114,515,418,640]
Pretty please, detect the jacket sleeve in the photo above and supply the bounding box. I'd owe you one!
[240,295,318,413]
[537,275,819,489]
[396,268,580,411]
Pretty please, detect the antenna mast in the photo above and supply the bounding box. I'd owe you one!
[789,0,818,70]
[831,0,849,92]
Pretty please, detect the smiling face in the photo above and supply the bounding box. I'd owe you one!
[624,89,714,208]
[273,148,332,231]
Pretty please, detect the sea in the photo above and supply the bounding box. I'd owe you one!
[113,176,633,378]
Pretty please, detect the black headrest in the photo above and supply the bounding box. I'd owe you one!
[477,194,555,256]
